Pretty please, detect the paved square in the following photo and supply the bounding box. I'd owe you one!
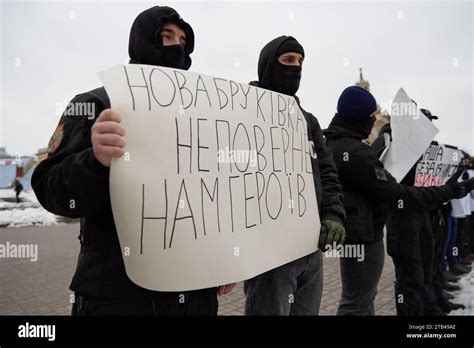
[0,223,396,315]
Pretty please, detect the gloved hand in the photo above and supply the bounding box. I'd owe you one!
[446,165,466,184]
[318,218,346,251]
[450,178,474,199]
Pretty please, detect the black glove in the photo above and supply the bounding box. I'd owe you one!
[318,218,346,251]
[446,165,466,184]
[450,178,474,199]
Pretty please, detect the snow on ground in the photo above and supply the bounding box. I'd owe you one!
[0,188,57,227]
[0,207,57,227]
[449,263,474,315]
[0,200,38,209]
[0,188,39,202]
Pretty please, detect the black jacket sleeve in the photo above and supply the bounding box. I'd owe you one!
[348,144,455,211]
[310,115,346,224]
[32,91,111,218]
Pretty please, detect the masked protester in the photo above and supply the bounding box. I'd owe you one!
[243,36,346,316]
[323,86,474,316]
[32,6,235,316]
[372,110,468,315]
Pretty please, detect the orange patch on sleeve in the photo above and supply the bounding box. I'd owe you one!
[48,123,65,154]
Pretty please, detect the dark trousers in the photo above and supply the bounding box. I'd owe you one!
[244,251,323,315]
[387,210,438,315]
[337,239,385,316]
[430,210,449,305]
[444,215,459,267]
[470,215,474,254]
[72,288,218,315]
[457,217,471,261]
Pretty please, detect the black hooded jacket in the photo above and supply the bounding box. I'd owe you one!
[324,116,457,244]
[251,36,345,224]
[32,6,195,298]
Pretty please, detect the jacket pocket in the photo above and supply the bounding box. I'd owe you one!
[343,191,375,243]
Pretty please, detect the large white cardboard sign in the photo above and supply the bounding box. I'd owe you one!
[98,65,320,291]
[382,88,439,183]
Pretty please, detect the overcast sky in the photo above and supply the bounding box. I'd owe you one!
[1,0,472,156]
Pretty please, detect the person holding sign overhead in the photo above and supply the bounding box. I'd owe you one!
[243,36,347,315]
[32,6,234,316]
[323,86,474,316]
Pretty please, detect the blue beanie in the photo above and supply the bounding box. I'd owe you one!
[337,86,377,119]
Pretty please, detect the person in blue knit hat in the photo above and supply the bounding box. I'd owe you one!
[323,86,474,315]
[337,85,378,119]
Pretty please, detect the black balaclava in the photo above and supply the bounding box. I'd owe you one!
[128,6,194,70]
[330,114,376,139]
[257,36,305,96]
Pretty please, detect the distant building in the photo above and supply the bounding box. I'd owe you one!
[36,147,48,164]
[0,147,7,157]
[355,68,370,91]
[355,68,390,144]
[0,148,35,189]
[0,165,16,188]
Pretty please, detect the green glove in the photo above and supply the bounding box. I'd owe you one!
[318,218,346,251]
